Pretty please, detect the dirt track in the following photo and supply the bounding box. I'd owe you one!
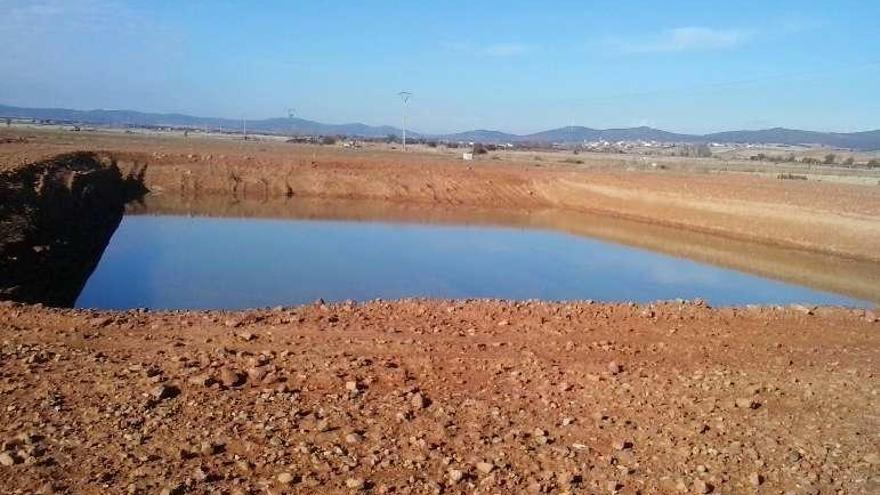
[1,129,880,494]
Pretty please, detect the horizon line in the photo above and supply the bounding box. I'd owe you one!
[1,102,879,137]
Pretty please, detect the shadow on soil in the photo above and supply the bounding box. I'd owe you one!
[0,152,146,306]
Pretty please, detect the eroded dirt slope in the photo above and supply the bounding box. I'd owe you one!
[0,152,128,305]
[2,129,879,262]
[1,300,878,494]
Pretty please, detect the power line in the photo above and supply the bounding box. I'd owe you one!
[288,108,295,136]
[398,91,412,151]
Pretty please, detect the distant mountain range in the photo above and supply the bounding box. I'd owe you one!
[0,104,404,139]
[2,104,879,150]
[440,126,880,151]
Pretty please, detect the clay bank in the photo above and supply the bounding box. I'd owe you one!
[1,145,880,309]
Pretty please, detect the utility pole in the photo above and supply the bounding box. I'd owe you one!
[288,108,295,137]
[242,116,247,140]
[398,91,412,151]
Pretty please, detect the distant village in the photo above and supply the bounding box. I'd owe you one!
[4,115,879,168]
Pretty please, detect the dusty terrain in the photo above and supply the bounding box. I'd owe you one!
[2,127,880,263]
[1,129,880,494]
[1,300,878,494]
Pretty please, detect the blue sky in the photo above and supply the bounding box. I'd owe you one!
[1,0,878,134]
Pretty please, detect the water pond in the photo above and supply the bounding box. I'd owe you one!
[75,209,873,310]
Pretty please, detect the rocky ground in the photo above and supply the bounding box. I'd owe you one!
[2,130,879,494]
[1,300,878,494]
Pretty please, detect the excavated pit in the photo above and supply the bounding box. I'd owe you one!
[0,152,144,306]
[3,151,879,308]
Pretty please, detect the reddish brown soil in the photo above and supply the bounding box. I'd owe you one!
[0,301,878,494]
[2,130,880,494]
[2,128,880,262]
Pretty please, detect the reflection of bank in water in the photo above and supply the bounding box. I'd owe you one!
[125,193,880,305]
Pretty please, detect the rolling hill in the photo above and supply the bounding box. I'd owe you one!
[2,104,878,150]
[0,104,408,139]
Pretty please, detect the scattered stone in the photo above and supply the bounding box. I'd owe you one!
[791,304,814,315]
[735,398,759,409]
[345,380,362,397]
[557,471,581,486]
[90,316,113,327]
[749,472,763,486]
[159,484,185,495]
[151,384,180,401]
[0,452,18,466]
[475,461,494,474]
[410,392,427,409]
[200,440,224,456]
[534,431,550,445]
[246,366,267,382]
[448,469,464,483]
[693,478,712,494]
[1,289,877,494]
[235,459,252,473]
[345,477,365,490]
[192,466,210,481]
[220,369,245,388]
[612,439,633,451]
[188,374,214,387]
[608,361,623,374]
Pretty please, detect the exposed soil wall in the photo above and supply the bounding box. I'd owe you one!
[108,146,880,263]
[2,130,879,262]
[2,136,879,308]
[0,152,130,306]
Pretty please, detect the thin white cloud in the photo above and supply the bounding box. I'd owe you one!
[439,41,470,51]
[0,0,149,34]
[776,17,824,35]
[442,41,534,57]
[615,27,751,53]
[482,42,531,57]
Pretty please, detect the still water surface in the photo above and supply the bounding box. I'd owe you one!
[75,215,869,310]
